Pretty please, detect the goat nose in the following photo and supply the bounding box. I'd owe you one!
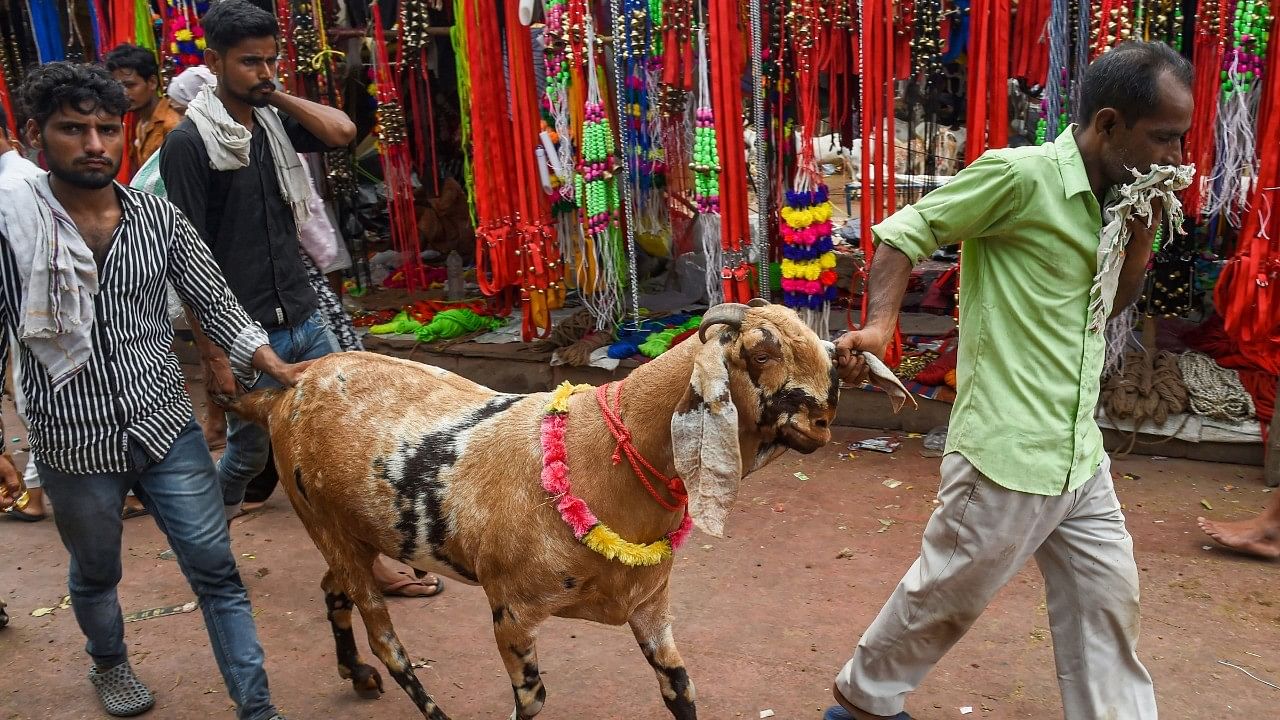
[815,418,829,429]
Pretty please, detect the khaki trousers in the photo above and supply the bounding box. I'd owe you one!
[836,453,1157,719]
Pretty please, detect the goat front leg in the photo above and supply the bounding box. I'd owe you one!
[629,589,696,719]
[322,570,384,698]
[490,600,550,719]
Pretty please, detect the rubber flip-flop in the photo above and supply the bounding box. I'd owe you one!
[823,706,912,720]
[3,507,46,522]
[383,575,445,598]
[121,507,149,520]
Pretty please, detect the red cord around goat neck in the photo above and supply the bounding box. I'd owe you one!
[595,381,688,513]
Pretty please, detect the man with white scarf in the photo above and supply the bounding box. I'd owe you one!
[160,0,356,521]
[0,61,306,720]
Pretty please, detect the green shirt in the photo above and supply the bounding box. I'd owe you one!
[873,128,1105,495]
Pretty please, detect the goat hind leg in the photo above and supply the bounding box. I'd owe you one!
[321,569,383,698]
[629,592,696,719]
[344,567,450,719]
[490,602,549,719]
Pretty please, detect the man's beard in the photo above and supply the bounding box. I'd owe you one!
[232,83,274,109]
[49,158,117,190]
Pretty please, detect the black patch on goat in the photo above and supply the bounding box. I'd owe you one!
[656,665,695,719]
[492,605,509,624]
[739,327,780,386]
[759,386,822,427]
[294,467,308,501]
[562,576,577,589]
[826,362,841,407]
[392,395,521,561]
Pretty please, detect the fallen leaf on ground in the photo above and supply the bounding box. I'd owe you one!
[1200,499,1213,510]
[837,548,855,559]
[255,567,271,579]
[883,479,903,489]
[794,472,809,482]
[760,711,776,719]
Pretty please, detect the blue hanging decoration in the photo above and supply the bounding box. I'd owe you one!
[27,0,65,63]
[940,0,970,65]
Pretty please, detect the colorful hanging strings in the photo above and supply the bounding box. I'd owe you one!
[1184,0,1228,220]
[163,0,209,76]
[1214,9,1279,373]
[1037,0,1071,144]
[575,14,626,330]
[708,0,752,304]
[462,0,564,339]
[1204,0,1272,224]
[859,0,903,365]
[369,0,424,293]
[779,0,836,333]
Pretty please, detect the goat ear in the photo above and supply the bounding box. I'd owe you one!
[671,332,742,539]
[862,351,917,413]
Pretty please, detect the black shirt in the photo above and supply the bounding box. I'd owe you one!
[161,113,330,329]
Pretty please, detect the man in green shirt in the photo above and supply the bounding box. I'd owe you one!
[826,42,1193,720]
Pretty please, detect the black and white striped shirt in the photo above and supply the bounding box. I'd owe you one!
[0,179,268,474]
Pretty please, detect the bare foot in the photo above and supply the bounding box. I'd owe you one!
[1198,515,1280,559]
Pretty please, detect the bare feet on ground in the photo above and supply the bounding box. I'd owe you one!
[1198,514,1280,559]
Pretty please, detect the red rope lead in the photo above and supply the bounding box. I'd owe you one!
[595,381,688,512]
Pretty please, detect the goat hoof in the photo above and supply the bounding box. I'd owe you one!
[350,663,384,699]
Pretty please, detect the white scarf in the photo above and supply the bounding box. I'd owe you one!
[184,86,312,227]
[1088,163,1196,334]
[0,173,99,390]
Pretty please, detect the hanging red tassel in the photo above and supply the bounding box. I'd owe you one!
[1183,0,1227,219]
[370,1,424,294]
[1215,13,1280,374]
[858,0,903,367]
[710,0,752,302]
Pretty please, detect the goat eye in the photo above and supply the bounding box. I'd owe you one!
[754,353,771,365]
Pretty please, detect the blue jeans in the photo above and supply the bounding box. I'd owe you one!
[220,311,338,508]
[37,420,279,720]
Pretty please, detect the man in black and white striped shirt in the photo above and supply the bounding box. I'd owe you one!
[0,63,298,720]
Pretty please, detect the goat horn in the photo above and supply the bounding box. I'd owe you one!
[698,303,750,343]
[747,298,771,308]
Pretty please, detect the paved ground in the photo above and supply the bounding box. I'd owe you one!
[1,383,1277,719]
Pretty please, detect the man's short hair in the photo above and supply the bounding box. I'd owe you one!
[104,43,160,82]
[18,62,131,129]
[202,0,280,53]
[1078,41,1193,127]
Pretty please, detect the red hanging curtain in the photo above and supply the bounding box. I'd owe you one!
[1214,15,1280,374]
[965,0,1012,163]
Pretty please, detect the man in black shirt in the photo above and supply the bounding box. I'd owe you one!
[161,0,356,519]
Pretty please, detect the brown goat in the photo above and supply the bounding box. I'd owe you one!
[223,301,911,719]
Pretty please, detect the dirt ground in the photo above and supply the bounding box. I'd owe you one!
[1,378,1277,719]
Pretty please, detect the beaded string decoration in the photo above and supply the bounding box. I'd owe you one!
[691,22,725,305]
[709,0,752,304]
[1092,0,1134,58]
[369,0,425,293]
[859,0,904,365]
[620,0,670,258]
[162,0,208,75]
[1136,0,1185,49]
[398,0,440,196]
[541,0,589,306]
[1179,0,1224,220]
[1036,0,1071,145]
[1214,8,1280,364]
[657,0,695,253]
[576,14,626,331]
[779,0,836,334]
[539,382,693,567]
[1204,0,1273,224]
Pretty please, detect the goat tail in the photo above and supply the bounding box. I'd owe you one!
[211,388,287,428]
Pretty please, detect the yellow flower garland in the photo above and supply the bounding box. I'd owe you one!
[547,381,593,413]
[583,525,673,566]
[780,254,837,281]
[779,201,833,229]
